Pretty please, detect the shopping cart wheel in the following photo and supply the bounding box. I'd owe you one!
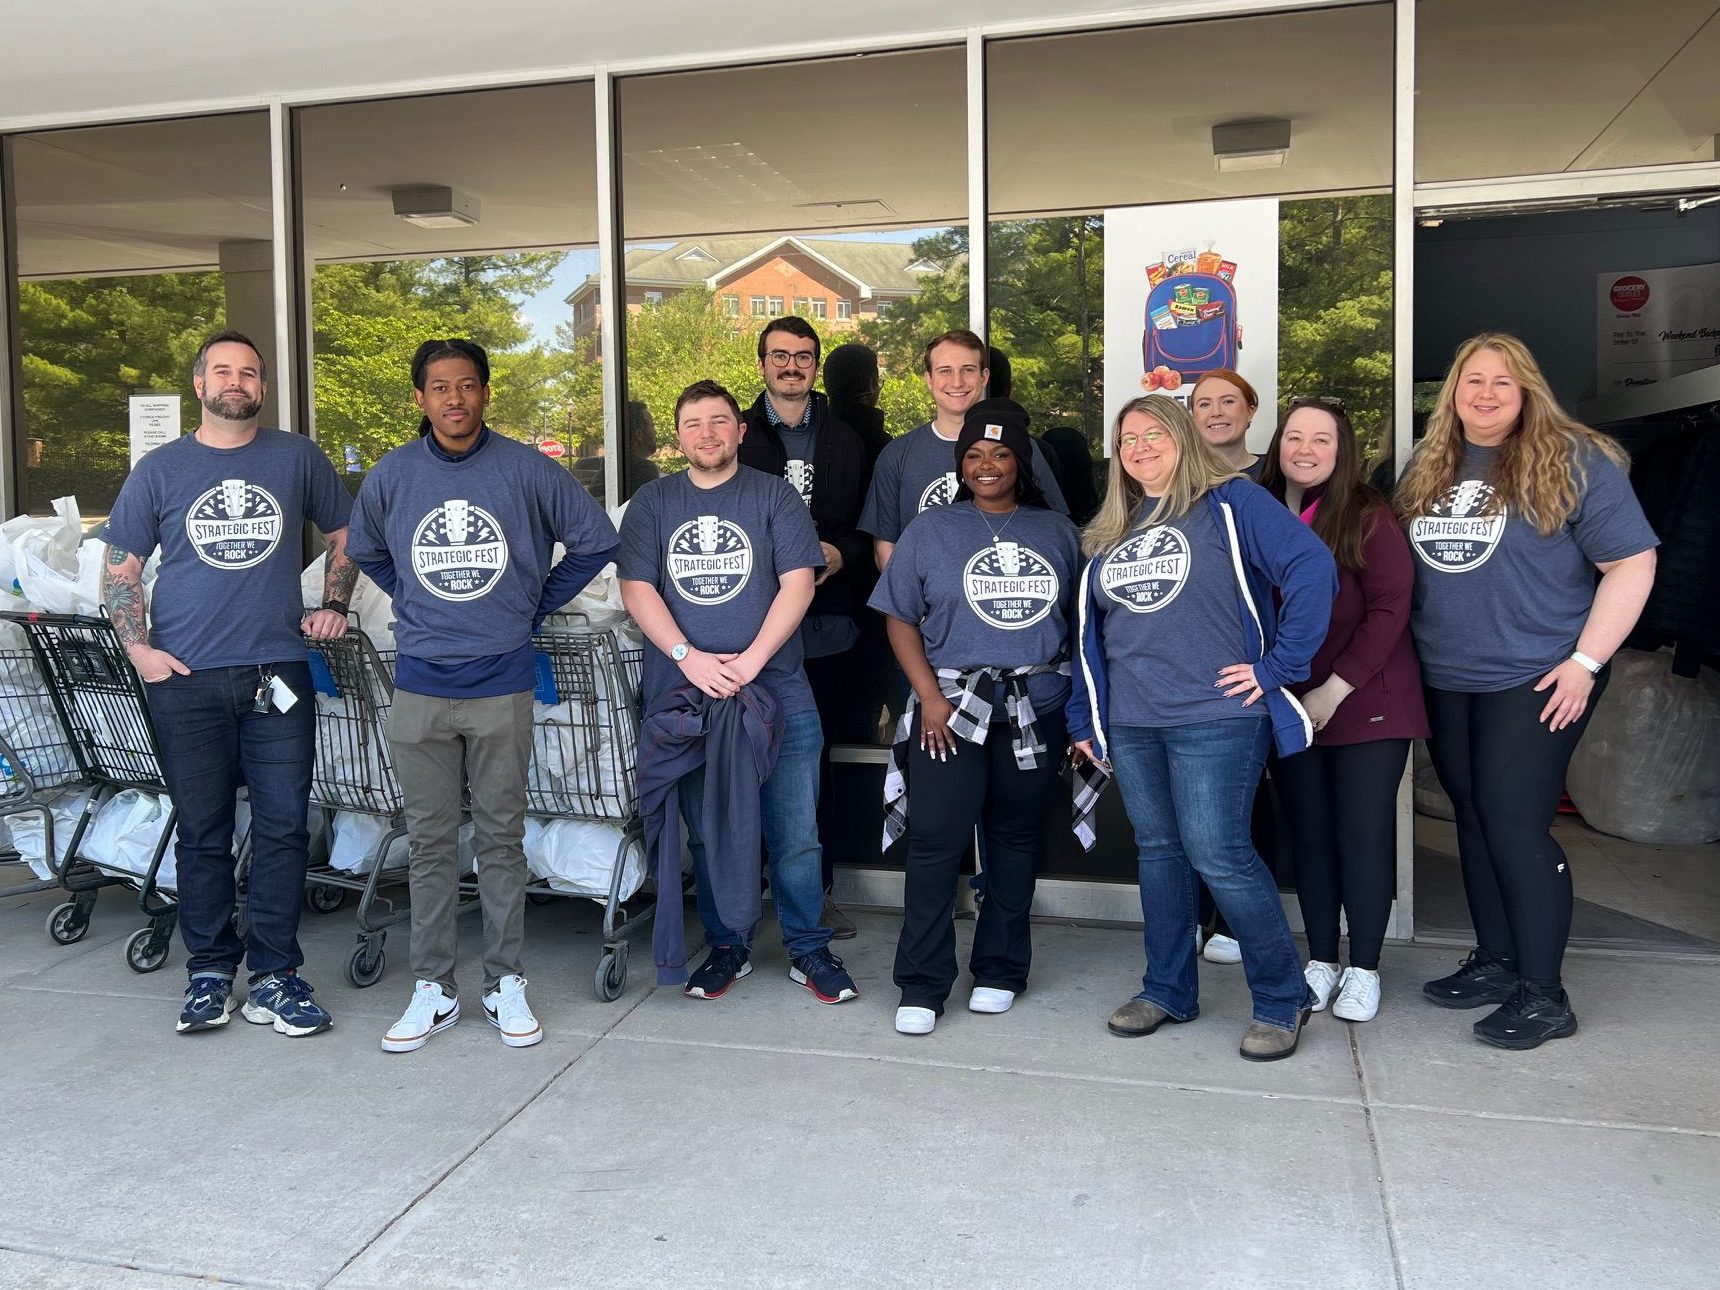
[305,884,346,914]
[348,944,386,988]
[124,927,171,974]
[46,902,89,945]
[594,944,627,1002]
[526,890,555,906]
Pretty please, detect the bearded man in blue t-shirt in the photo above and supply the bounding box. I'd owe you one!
[101,330,358,1039]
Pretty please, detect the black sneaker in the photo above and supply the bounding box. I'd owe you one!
[685,944,752,1000]
[1473,982,1578,1050]
[789,947,859,1004]
[1422,949,1519,1009]
[177,974,237,1033]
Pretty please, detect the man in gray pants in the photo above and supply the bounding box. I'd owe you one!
[347,338,618,1053]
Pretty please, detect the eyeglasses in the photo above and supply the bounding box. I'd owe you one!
[766,350,817,369]
[1290,395,1348,413]
[1118,430,1167,448]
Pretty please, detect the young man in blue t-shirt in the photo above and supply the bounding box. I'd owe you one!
[346,339,618,1055]
[619,380,857,1005]
[101,330,358,1038]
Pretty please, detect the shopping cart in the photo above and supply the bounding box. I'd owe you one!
[302,629,458,987]
[0,612,180,973]
[527,618,652,1000]
[0,634,87,905]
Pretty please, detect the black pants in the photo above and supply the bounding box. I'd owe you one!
[1423,674,1606,988]
[894,708,1065,1013]
[1272,739,1409,970]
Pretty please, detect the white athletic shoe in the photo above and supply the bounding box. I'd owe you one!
[1304,960,1344,1013]
[968,987,1016,1014]
[382,980,459,1053]
[1202,933,1243,964]
[1332,967,1381,1023]
[483,974,544,1048]
[895,1006,936,1035]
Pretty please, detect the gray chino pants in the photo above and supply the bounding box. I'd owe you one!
[388,688,534,997]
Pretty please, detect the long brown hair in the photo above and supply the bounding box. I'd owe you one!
[1083,396,1241,556]
[1258,397,1383,572]
[1394,332,1628,535]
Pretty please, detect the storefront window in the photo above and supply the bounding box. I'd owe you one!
[295,83,599,498]
[609,47,968,497]
[1417,0,1720,181]
[10,113,274,517]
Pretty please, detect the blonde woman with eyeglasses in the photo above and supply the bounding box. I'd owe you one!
[1397,333,1657,1051]
[1067,396,1336,1061]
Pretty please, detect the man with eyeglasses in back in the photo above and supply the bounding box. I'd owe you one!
[738,315,873,940]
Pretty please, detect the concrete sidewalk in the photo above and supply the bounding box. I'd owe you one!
[0,882,1716,1289]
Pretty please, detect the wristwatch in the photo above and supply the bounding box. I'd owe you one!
[1569,650,1604,675]
[670,641,690,662]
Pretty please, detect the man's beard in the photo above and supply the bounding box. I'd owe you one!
[203,390,264,421]
[689,444,736,472]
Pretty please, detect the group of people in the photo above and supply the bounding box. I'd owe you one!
[100,319,1657,1061]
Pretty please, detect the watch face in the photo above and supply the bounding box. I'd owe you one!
[671,643,689,661]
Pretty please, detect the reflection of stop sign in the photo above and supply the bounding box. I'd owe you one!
[538,439,565,459]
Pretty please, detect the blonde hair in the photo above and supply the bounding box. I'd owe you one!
[1083,396,1243,556]
[1395,332,1628,536]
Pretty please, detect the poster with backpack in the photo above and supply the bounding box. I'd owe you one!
[1104,199,1279,452]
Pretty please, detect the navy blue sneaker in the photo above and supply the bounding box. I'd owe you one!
[242,972,333,1037]
[177,974,237,1033]
[790,947,858,1004]
[685,944,752,999]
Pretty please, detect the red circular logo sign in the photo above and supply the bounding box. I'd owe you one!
[537,439,565,459]
[1609,276,1650,313]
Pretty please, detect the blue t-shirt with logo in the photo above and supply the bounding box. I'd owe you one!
[858,421,1070,544]
[1094,501,1255,728]
[345,431,619,671]
[870,501,1079,713]
[1408,441,1658,692]
[101,429,353,670]
[617,465,825,715]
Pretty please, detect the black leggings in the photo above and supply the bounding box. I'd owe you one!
[1423,674,1606,989]
[1272,739,1409,970]
[894,709,1065,1013]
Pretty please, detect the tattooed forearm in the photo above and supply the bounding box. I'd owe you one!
[102,546,149,650]
[324,543,359,606]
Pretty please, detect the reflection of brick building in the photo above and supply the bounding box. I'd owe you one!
[566,234,947,348]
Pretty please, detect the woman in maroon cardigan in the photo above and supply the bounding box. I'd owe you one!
[1259,398,1428,1023]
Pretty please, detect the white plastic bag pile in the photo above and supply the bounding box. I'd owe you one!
[3,784,98,880]
[0,497,158,617]
[524,817,638,899]
[4,787,249,888]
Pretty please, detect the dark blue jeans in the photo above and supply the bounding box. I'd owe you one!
[1109,717,1312,1030]
[144,662,315,980]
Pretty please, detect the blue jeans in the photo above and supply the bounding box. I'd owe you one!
[143,662,315,980]
[678,707,830,959]
[1109,717,1312,1030]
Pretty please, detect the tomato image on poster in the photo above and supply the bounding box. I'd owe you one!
[1103,199,1280,456]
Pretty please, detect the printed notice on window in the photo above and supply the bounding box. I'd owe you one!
[128,394,180,465]
[1596,262,1720,393]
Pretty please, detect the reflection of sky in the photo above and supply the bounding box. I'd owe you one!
[517,227,949,349]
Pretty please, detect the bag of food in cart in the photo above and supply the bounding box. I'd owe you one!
[80,788,176,887]
[327,809,408,875]
[522,816,639,899]
[3,784,98,879]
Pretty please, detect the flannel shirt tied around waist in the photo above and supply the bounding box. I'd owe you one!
[881,661,1070,852]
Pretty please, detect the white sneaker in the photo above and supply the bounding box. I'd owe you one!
[1202,933,1242,964]
[382,980,459,1053]
[895,1006,936,1035]
[483,974,544,1048]
[1304,960,1344,1012]
[968,987,1016,1014]
[1332,967,1381,1023]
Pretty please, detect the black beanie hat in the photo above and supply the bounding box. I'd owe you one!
[954,398,1045,506]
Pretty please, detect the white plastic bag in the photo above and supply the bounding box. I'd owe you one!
[82,789,175,886]
[1568,650,1720,845]
[523,816,636,899]
[12,498,105,615]
[327,810,408,875]
[5,784,97,879]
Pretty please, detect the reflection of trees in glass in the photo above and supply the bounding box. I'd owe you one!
[312,252,566,469]
[1278,196,1394,461]
[18,273,225,511]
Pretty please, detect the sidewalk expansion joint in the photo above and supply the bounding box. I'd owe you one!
[0,1241,286,1288]
[1350,1028,1410,1290]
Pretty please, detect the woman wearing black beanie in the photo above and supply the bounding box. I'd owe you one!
[869,401,1081,1035]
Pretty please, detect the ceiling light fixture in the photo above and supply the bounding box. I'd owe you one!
[1211,119,1291,173]
[391,186,481,229]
